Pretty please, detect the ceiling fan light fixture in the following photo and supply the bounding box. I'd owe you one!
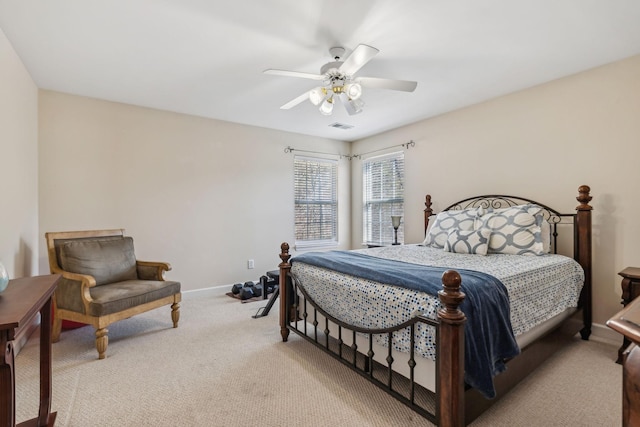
[309,87,326,106]
[319,97,334,115]
[348,97,365,114]
[265,44,417,116]
[345,83,362,100]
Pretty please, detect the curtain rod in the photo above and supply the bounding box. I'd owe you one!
[351,140,415,160]
[283,146,350,159]
[284,140,415,160]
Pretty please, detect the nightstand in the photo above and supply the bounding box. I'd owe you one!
[607,296,640,425]
[617,267,640,363]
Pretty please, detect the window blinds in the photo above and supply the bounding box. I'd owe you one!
[294,156,338,245]
[362,151,404,245]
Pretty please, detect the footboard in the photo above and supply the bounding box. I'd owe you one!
[277,243,467,426]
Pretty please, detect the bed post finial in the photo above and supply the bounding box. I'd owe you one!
[279,242,292,342]
[279,242,290,264]
[575,185,592,340]
[438,270,465,319]
[437,270,466,427]
[576,185,592,210]
[424,195,433,235]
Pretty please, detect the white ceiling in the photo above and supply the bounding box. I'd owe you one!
[1,1,640,142]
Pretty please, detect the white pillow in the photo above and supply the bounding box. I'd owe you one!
[423,207,485,248]
[541,219,551,253]
[474,204,545,255]
[443,227,491,255]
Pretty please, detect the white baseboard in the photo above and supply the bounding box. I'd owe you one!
[590,322,620,346]
[182,284,230,299]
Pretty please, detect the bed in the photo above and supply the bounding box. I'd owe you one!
[276,185,592,426]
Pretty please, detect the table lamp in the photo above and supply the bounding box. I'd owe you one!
[391,215,402,245]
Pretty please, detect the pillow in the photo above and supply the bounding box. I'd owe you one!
[443,227,491,255]
[541,219,551,253]
[423,207,485,248]
[59,237,138,285]
[475,204,545,255]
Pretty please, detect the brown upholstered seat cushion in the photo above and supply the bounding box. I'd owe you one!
[59,237,138,286]
[88,280,181,316]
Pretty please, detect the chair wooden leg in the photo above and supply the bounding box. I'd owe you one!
[95,328,108,359]
[171,302,180,328]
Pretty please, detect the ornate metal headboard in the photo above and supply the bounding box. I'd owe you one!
[424,186,592,257]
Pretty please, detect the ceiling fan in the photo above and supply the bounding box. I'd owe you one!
[264,44,418,116]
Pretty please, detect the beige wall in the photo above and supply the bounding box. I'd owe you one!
[351,54,640,328]
[38,91,351,290]
[0,28,39,279]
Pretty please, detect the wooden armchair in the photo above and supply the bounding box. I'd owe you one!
[45,229,181,359]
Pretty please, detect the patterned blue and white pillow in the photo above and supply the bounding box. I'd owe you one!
[475,204,545,255]
[422,207,485,249]
[443,227,491,255]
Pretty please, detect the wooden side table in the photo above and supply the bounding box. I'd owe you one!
[618,267,640,363]
[607,296,640,426]
[0,275,60,427]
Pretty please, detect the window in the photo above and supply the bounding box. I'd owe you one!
[294,156,338,247]
[363,151,404,246]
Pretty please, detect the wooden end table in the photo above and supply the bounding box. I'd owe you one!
[618,267,640,364]
[607,295,640,426]
[0,275,60,427]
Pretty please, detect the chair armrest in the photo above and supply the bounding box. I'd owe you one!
[136,260,172,281]
[50,267,96,314]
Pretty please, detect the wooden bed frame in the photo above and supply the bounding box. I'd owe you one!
[277,185,592,426]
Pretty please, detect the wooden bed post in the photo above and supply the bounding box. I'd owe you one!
[279,242,292,342]
[424,194,433,234]
[437,270,466,427]
[575,185,593,340]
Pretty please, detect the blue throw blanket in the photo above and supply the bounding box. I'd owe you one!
[291,250,520,399]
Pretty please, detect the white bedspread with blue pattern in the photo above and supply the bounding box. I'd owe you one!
[290,244,584,362]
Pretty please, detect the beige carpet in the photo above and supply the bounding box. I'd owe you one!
[15,288,622,426]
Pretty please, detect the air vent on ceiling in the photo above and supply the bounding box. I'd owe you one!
[329,122,354,130]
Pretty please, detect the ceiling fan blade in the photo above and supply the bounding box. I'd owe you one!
[339,44,379,76]
[357,76,417,92]
[264,69,325,81]
[280,91,311,110]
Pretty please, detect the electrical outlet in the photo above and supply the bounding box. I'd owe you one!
[248,259,255,269]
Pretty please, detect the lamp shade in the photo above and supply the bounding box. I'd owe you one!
[348,98,364,114]
[309,87,325,106]
[391,215,402,229]
[345,83,362,100]
[319,97,334,115]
